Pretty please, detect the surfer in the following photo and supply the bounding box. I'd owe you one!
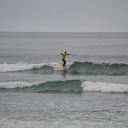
[61,51,70,67]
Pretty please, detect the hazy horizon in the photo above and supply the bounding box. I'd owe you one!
[1,31,128,33]
[0,0,128,32]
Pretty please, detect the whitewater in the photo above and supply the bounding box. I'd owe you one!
[0,32,128,128]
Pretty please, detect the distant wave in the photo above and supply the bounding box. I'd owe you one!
[0,80,128,93]
[0,61,128,76]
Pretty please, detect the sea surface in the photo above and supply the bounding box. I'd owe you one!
[0,32,128,128]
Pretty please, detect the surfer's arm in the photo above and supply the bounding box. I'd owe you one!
[61,53,63,55]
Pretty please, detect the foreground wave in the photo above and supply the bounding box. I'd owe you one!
[0,80,128,93]
[0,61,128,76]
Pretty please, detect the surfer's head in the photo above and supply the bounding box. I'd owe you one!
[65,51,67,54]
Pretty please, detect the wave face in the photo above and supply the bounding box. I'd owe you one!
[0,80,128,93]
[69,62,128,76]
[0,62,128,76]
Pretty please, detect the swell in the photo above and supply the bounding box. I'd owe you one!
[0,62,128,76]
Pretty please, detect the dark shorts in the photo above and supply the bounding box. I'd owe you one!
[62,59,66,66]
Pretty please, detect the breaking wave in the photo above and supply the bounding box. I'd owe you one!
[81,81,128,93]
[0,62,53,72]
[0,61,128,76]
[0,80,128,93]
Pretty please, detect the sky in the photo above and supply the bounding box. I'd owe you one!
[0,0,128,32]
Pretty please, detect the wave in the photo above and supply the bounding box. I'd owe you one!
[0,80,128,93]
[69,61,128,76]
[0,80,82,93]
[81,81,128,93]
[0,61,128,76]
[0,62,53,72]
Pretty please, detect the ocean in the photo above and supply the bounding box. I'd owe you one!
[0,32,128,128]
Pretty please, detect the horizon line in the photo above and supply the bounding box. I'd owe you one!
[0,31,128,33]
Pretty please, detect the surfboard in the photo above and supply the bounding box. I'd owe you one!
[59,65,67,70]
[56,63,67,70]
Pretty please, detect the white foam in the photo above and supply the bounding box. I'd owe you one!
[81,81,128,93]
[0,81,35,89]
[0,62,49,72]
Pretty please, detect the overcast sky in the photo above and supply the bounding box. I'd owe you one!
[0,0,128,32]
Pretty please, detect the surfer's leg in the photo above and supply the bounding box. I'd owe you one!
[63,60,66,66]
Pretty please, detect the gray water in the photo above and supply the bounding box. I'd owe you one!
[0,32,128,128]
